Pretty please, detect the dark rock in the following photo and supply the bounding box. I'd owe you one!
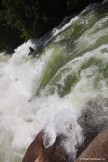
[22,129,108,162]
[77,131,98,158]
[29,47,35,55]
[22,131,70,162]
[77,100,108,158]
[76,129,108,162]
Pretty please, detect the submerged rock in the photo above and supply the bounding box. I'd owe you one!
[28,47,35,55]
[76,129,108,162]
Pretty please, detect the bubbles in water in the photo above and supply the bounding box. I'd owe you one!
[0,2,108,161]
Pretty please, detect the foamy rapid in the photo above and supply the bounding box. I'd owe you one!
[0,1,108,162]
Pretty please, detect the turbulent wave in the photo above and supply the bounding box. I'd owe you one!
[0,1,108,162]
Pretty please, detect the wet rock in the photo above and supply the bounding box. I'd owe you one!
[28,47,35,55]
[22,132,45,162]
[22,131,70,162]
[77,131,98,158]
[76,129,108,162]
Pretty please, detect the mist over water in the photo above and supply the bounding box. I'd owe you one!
[0,1,108,162]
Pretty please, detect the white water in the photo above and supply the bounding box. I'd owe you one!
[0,41,83,161]
[0,44,108,161]
[0,2,108,162]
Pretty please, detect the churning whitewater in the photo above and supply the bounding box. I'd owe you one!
[0,1,108,162]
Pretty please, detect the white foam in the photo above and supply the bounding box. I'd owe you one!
[0,3,108,162]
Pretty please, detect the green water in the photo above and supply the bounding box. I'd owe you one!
[35,2,108,98]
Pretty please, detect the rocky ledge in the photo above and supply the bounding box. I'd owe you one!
[76,129,108,162]
[22,129,108,162]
